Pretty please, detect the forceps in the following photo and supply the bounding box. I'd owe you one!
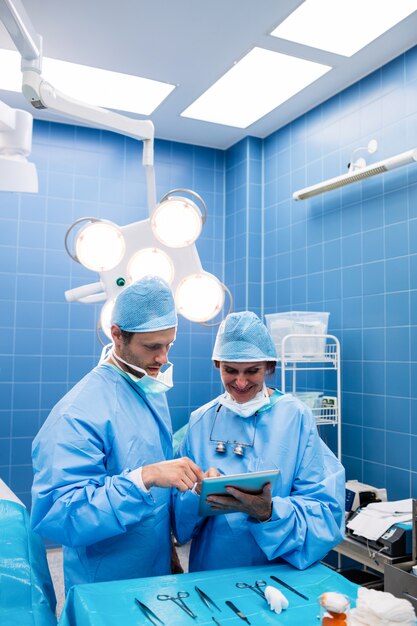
[236,579,267,601]
[157,591,197,619]
[135,598,165,625]
[194,585,221,611]
[270,574,309,601]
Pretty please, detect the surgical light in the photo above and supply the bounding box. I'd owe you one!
[0,99,38,192]
[127,247,175,285]
[64,214,232,327]
[151,189,206,248]
[0,1,232,328]
[175,272,225,323]
[65,218,126,272]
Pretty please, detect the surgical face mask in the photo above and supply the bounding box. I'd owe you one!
[111,349,174,394]
[220,382,270,418]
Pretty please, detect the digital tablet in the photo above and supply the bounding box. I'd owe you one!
[198,469,280,517]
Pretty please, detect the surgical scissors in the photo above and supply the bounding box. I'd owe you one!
[236,580,267,601]
[157,591,197,619]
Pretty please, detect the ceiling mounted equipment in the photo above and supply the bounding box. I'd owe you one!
[0,98,37,192]
[1,0,231,328]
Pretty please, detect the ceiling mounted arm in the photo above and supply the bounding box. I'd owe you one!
[0,0,156,212]
[22,69,156,211]
[0,0,41,69]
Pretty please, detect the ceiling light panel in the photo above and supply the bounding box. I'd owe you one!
[0,49,175,115]
[271,0,417,57]
[181,47,331,128]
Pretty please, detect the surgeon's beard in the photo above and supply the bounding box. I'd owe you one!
[113,343,159,378]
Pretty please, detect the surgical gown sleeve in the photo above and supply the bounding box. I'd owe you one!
[31,367,171,549]
[171,429,204,545]
[248,412,345,569]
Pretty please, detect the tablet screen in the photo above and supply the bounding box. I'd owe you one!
[198,469,280,517]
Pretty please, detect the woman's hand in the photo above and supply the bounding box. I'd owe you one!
[194,467,221,495]
[206,482,272,521]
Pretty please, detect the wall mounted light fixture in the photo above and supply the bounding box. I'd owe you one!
[293,146,417,200]
[348,139,378,173]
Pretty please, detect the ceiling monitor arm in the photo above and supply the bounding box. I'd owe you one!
[0,0,156,212]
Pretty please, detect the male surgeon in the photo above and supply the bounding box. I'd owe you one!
[31,276,203,591]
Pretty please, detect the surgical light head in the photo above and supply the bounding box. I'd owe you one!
[0,101,38,193]
[212,311,277,363]
[111,276,177,332]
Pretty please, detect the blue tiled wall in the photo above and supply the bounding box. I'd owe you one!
[0,124,224,506]
[2,44,417,508]
[225,137,263,315]
[261,46,417,500]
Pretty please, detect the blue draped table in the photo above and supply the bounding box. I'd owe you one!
[0,498,57,626]
[59,561,357,625]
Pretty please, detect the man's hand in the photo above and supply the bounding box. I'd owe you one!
[206,482,272,521]
[142,457,204,492]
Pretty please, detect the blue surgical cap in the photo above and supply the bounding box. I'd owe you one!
[112,276,177,332]
[212,311,277,362]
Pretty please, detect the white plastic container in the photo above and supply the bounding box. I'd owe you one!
[265,311,330,358]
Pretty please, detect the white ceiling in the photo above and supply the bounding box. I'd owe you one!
[1,0,417,149]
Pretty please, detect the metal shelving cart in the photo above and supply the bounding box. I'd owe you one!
[278,333,341,461]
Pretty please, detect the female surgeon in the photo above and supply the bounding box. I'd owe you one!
[173,311,345,572]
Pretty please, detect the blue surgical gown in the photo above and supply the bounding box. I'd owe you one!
[173,391,345,572]
[31,364,173,591]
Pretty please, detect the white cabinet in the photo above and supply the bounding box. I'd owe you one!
[277,334,341,461]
